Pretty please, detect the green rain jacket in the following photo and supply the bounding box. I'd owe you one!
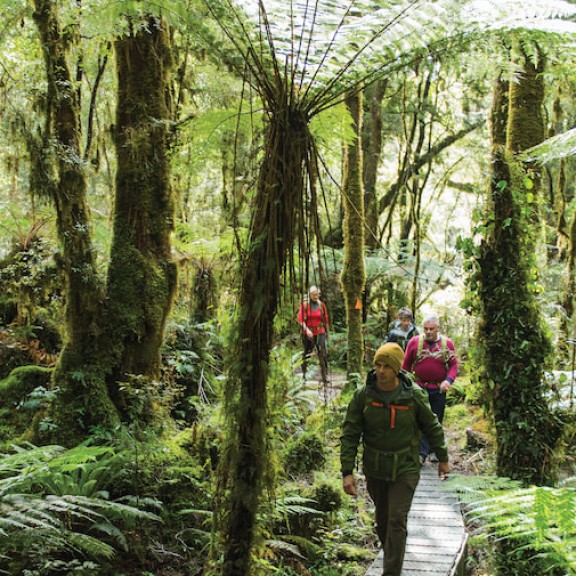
[340,370,448,481]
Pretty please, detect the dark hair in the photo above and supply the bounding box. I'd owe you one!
[398,307,413,320]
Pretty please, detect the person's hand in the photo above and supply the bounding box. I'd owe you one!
[343,474,357,496]
[305,327,313,339]
[438,461,449,481]
[440,380,451,393]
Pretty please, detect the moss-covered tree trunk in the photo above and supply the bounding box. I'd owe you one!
[478,50,561,485]
[106,16,177,396]
[220,102,308,576]
[562,212,576,330]
[341,92,366,377]
[33,0,119,442]
[362,80,386,250]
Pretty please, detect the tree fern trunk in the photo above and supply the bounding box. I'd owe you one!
[221,104,308,576]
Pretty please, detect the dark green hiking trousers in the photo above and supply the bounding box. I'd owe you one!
[366,473,420,576]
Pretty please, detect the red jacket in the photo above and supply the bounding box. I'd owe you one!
[297,300,329,336]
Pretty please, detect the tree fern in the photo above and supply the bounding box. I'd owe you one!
[524,127,576,163]
[449,474,576,574]
[0,444,161,573]
[189,0,576,117]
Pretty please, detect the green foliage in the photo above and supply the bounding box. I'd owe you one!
[445,378,467,406]
[162,315,224,424]
[0,443,161,575]
[268,345,319,433]
[283,430,326,477]
[310,476,343,515]
[261,477,345,569]
[451,475,576,575]
[0,366,53,443]
[0,214,62,329]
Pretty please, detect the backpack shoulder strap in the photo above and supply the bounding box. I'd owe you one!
[415,335,449,368]
[415,336,424,364]
[322,301,328,326]
[440,335,449,368]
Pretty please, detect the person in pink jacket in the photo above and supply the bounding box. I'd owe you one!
[402,314,458,464]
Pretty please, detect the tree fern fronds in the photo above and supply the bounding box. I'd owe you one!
[445,473,523,503]
[0,444,65,480]
[193,0,576,119]
[58,530,117,559]
[465,0,576,23]
[265,538,308,559]
[523,127,576,164]
[463,483,576,574]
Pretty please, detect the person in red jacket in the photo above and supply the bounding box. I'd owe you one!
[402,314,458,464]
[297,286,329,383]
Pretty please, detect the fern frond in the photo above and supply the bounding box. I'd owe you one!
[522,127,576,163]
[64,531,116,559]
[463,482,576,574]
[190,0,576,118]
[276,494,324,518]
[265,538,307,559]
[0,444,162,569]
[274,533,323,557]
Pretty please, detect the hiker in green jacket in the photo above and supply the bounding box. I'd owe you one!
[341,342,449,576]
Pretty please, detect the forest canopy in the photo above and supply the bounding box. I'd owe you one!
[1,1,576,575]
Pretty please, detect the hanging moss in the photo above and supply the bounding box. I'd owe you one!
[219,100,311,576]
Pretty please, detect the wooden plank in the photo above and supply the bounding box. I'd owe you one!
[364,464,467,576]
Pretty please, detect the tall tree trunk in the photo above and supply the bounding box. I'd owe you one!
[33,0,119,443]
[220,102,309,576]
[478,49,561,485]
[341,92,366,377]
[106,16,177,401]
[362,80,386,250]
[562,212,576,333]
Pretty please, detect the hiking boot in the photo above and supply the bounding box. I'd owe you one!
[429,452,439,463]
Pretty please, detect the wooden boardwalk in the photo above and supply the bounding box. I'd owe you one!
[365,462,468,576]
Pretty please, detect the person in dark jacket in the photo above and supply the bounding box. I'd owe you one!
[341,342,449,576]
[385,307,419,351]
